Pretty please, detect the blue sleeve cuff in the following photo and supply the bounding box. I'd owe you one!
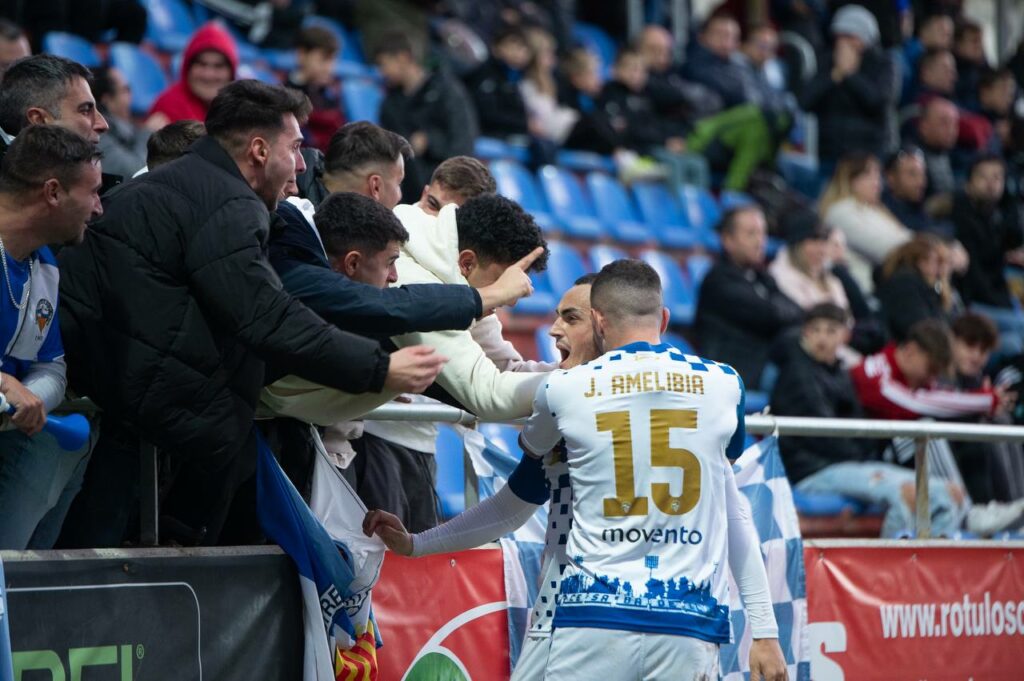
[507,453,549,505]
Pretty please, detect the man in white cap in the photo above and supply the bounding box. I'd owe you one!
[798,4,898,169]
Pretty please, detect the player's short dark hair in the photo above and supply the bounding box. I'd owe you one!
[951,312,999,351]
[295,26,339,56]
[315,191,410,258]
[717,204,762,235]
[803,303,849,326]
[205,80,311,155]
[455,194,548,270]
[967,152,1004,179]
[0,54,92,135]
[903,319,952,372]
[575,272,598,286]
[325,121,413,176]
[147,119,206,169]
[591,259,663,322]
[0,124,100,194]
[371,31,423,62]
[430,156,496,198]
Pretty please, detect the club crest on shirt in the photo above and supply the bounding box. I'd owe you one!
[35,298,53,333]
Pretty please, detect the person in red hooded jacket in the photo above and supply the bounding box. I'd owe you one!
[146,22,238,130]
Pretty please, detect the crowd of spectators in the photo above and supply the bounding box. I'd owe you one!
[0,0,1024,550]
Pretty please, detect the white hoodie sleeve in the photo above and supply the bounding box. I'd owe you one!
[470,315,557,373]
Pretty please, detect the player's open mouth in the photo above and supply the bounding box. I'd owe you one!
[557,344,570,363]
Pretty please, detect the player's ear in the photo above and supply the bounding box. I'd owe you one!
[660,307,670,333]
[457,249,477,277]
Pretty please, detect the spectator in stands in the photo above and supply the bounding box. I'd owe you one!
[798,5,897,169]
[915,48,959,101]
[91,66,148,179]
[769,207,849,312]
[285,26,343,154]
[0,19,30,76]
[0,126,103,550]
[952,153,1024,351]
[57,81,447,546]
[954,19,988,111]
[736,23,792,119]
[146,22,238,130]
[144,119,205,171]
[820,152,912,292]
[598,48,685,155]
[414,155,496,216]
[881,145,952,236]
[910,97,963,200]
[375,31,478,204]
[901,13,954,100]
[0,55,109,150]
[463,25,532,140]
[978,69,1018,150]
[682,13,747,109]
[771,304,961,538]
[696,205,803,386]
[875,234,958,340]
[636,24,722,122]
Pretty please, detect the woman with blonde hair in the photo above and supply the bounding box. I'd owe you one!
[820,152,913,292]
[875,234,962,340]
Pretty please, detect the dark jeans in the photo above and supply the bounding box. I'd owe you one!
[350,430,440,533]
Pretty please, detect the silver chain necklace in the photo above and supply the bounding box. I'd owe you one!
[0,234,32,311]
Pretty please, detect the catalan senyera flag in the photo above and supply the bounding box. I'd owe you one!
[256,428,385,681]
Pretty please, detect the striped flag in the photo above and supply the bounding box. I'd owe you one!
[256,429,385,681]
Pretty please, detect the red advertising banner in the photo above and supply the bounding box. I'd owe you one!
[805,540,1024,681]
[373,548,510,681]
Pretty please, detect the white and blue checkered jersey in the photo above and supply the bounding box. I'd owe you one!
[520,341,746,643]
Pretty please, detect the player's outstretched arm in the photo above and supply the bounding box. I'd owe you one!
[363,510,414,555]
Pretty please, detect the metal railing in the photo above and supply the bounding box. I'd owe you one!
[364,403,1024,540]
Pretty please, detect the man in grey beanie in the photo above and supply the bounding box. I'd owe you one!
[799,4,898,168]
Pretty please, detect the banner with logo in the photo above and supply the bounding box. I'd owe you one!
[805,540,1024,681]
[3,548,303,680]
[373,549,509,681]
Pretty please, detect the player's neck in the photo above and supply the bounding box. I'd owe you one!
[602,329,662,352]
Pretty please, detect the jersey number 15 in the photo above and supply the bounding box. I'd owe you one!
[597,409,700,517]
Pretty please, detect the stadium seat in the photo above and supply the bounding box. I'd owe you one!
[585,172,655,244]
[537,165,604,240]
[546,240,591,295]
[474,136,530,164]
[434,425,465,519]
[237,63,279,84]
[556,150,616,174]
[141,0,196,52]
[745,390,769,413]
[792,489,863,516]
[263,48,297,72]
[489,160,560,235]
[335,60,376,79]
[513,271,556,316]
[109,43,169,115]
[534,324,559,364]
[632,182,697,249]
[571,22,616,76]
[663,331,695,354]
[42,33,101,68]
[685,253,714,295]
[589,244,627,271]
[341,78,383,124]
[719,190,756,211]
[640,250,695,326]
[678,184,721,250]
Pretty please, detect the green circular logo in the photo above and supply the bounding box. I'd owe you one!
[405,652,469,681]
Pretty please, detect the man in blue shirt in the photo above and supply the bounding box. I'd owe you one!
[0,125,102,549]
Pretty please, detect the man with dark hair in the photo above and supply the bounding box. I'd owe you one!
[463,26,532,140]
[416,156,495,215]
[881,145,950,235]
[375,31,478,203]
[772,305,963,537]
[321,121,413,210]
[953,19,987,110]
[92,65,149,179]
[0,54,108,148]
[56,80,448,547]
[145,119,206,170]
[915,48,958,100]
[911,97,963,199]
[978,68,1017,149]
[0,125,103,549]
[316,192,409,289]
[286,25,342,152]
[952,153,1024,351]
[0,19,30,76]
[696,205,803,386]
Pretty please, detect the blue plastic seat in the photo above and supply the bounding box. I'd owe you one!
[685,253,714,295]
[589,244,628,271]
[263,48,297,72]
[585,172,655,244]
[640,250,695,326]
[42,33,101,68]
[109,43,169,115]
[341,78,382,124]
[489,160,560,235]
[663,331,695,354]
[474,136,530,164]
[556,150,615,174]
[792,489,863,516]
[546,241,591,295]
[237,63,279,84]
[632,182,697,249]
[512,271,556,316]
[745,390,770,413]
[571,22,616,76]
[678,184,722,250]
[534,324,559,364]
[434,425,465,519]
[537,165,604,240]
[141,0,196,52]
[719,190,757,211]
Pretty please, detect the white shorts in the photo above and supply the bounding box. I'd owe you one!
[519,626,719,681]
